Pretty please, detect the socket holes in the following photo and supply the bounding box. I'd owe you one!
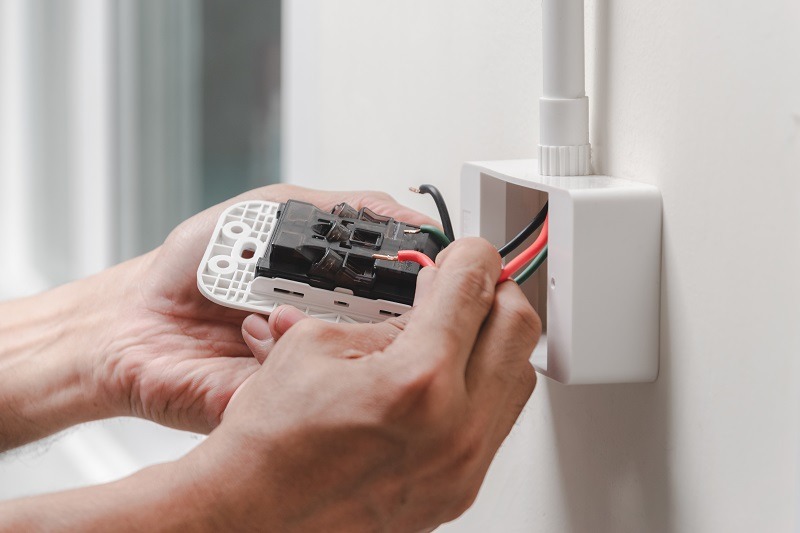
[274,287,305,298]
[351,228,382,249]
[379,309,402,317]
[334,300,350,308]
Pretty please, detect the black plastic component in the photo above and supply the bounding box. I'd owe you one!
[256,200,444,305]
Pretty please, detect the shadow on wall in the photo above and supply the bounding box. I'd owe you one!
[548,2,675,531]
[547,316,675,533]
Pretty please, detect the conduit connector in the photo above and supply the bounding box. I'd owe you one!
[538,0,591,176]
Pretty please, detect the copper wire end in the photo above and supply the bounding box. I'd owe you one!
[408,186,421,194]
[403,228,421,234]
[372,253,398,261]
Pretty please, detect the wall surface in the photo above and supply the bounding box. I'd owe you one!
[284,1,800,531]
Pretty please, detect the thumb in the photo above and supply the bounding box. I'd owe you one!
[241,306,308,364]
[268,305,308,339]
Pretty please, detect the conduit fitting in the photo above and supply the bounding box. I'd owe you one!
[538,0,592,176]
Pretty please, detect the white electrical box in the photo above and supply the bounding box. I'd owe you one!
[461,159,661,384]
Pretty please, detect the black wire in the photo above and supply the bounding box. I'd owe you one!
[418,184,456,242]
[497,201,549,258]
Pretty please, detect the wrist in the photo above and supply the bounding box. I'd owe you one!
[0,266,129,450]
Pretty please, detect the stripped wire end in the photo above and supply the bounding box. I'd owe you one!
[408,186,422,194]
[403,228,421,234]
[374,250,436,268]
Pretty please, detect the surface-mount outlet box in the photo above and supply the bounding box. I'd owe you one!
[461,159,661,384]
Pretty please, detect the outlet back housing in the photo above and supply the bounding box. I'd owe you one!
[461,159,661,384]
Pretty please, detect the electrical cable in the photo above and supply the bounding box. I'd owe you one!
[419,224,451,247]
[410,184,456,242]
[498,202,548,258]
[498,217,549,282]
[512,244,548,285]
[378,215,548,283]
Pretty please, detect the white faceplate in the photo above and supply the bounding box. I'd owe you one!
[196,200,410,324]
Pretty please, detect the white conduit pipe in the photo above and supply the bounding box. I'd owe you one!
[538,0,591,176]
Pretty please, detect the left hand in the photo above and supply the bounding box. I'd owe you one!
[95,185,438,434]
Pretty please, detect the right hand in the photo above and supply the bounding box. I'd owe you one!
[181,238,541,532]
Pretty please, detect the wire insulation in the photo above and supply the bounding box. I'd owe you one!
[498,202,549,258]
[512,244,548,285]
[398,250,436,268]
[419,224,451,247]
[498,217,549,282]
[413,184,456,242]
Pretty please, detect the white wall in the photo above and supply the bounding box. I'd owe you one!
[284,1,800,531]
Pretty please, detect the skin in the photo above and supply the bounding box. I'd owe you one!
[0,185,541,531]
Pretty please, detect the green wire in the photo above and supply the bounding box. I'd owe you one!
[512,244,548,285]
[419,224,452,247]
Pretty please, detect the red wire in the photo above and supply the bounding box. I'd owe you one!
[497,216,549,282]
[397,215,548,280]
[397,250,436,268]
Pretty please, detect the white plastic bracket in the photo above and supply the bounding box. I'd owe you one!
[461,159,661,384]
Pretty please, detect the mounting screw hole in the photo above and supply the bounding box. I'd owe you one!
[218,259,230,268]
[241,247,255,260]
[231,226,243,234]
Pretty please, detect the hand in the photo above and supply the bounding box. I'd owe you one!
[97,185,439,434]
[177,238,541,531]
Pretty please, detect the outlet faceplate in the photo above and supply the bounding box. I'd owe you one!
[461,159,661,384]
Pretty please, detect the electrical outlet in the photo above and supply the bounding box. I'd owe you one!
[196,200,443,324]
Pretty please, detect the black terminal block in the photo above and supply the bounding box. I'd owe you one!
[255,200,444,305]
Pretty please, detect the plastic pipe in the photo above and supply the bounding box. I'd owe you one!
[538,0,591,176]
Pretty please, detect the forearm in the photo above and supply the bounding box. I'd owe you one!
[0,458,216,532]
[0,276,119,451]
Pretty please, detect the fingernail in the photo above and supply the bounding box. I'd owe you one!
[269,305,307,338]
[242,314,270,341]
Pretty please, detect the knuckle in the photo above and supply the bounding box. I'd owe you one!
[382,312,411,334]
[371,190,395,202]
[519,361,538,396]
[284,317,333,341]
[451,434,483,472]
[445,482,482,521]
[448,237,498,261]
[458,483,482,515]
[384,366,438,420]
[502,299,542,343]
[355,190,395,206]
[457,266,496,311]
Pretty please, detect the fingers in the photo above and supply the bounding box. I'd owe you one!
[249,185,439,227]
[244,305,414,364]
[280,313,412,361]
[268,306,308,339]
[385,237,502,375]
[241,307,308,364]
[413,266,438,307]
[242,314,276,364]
[465,281,540,447]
